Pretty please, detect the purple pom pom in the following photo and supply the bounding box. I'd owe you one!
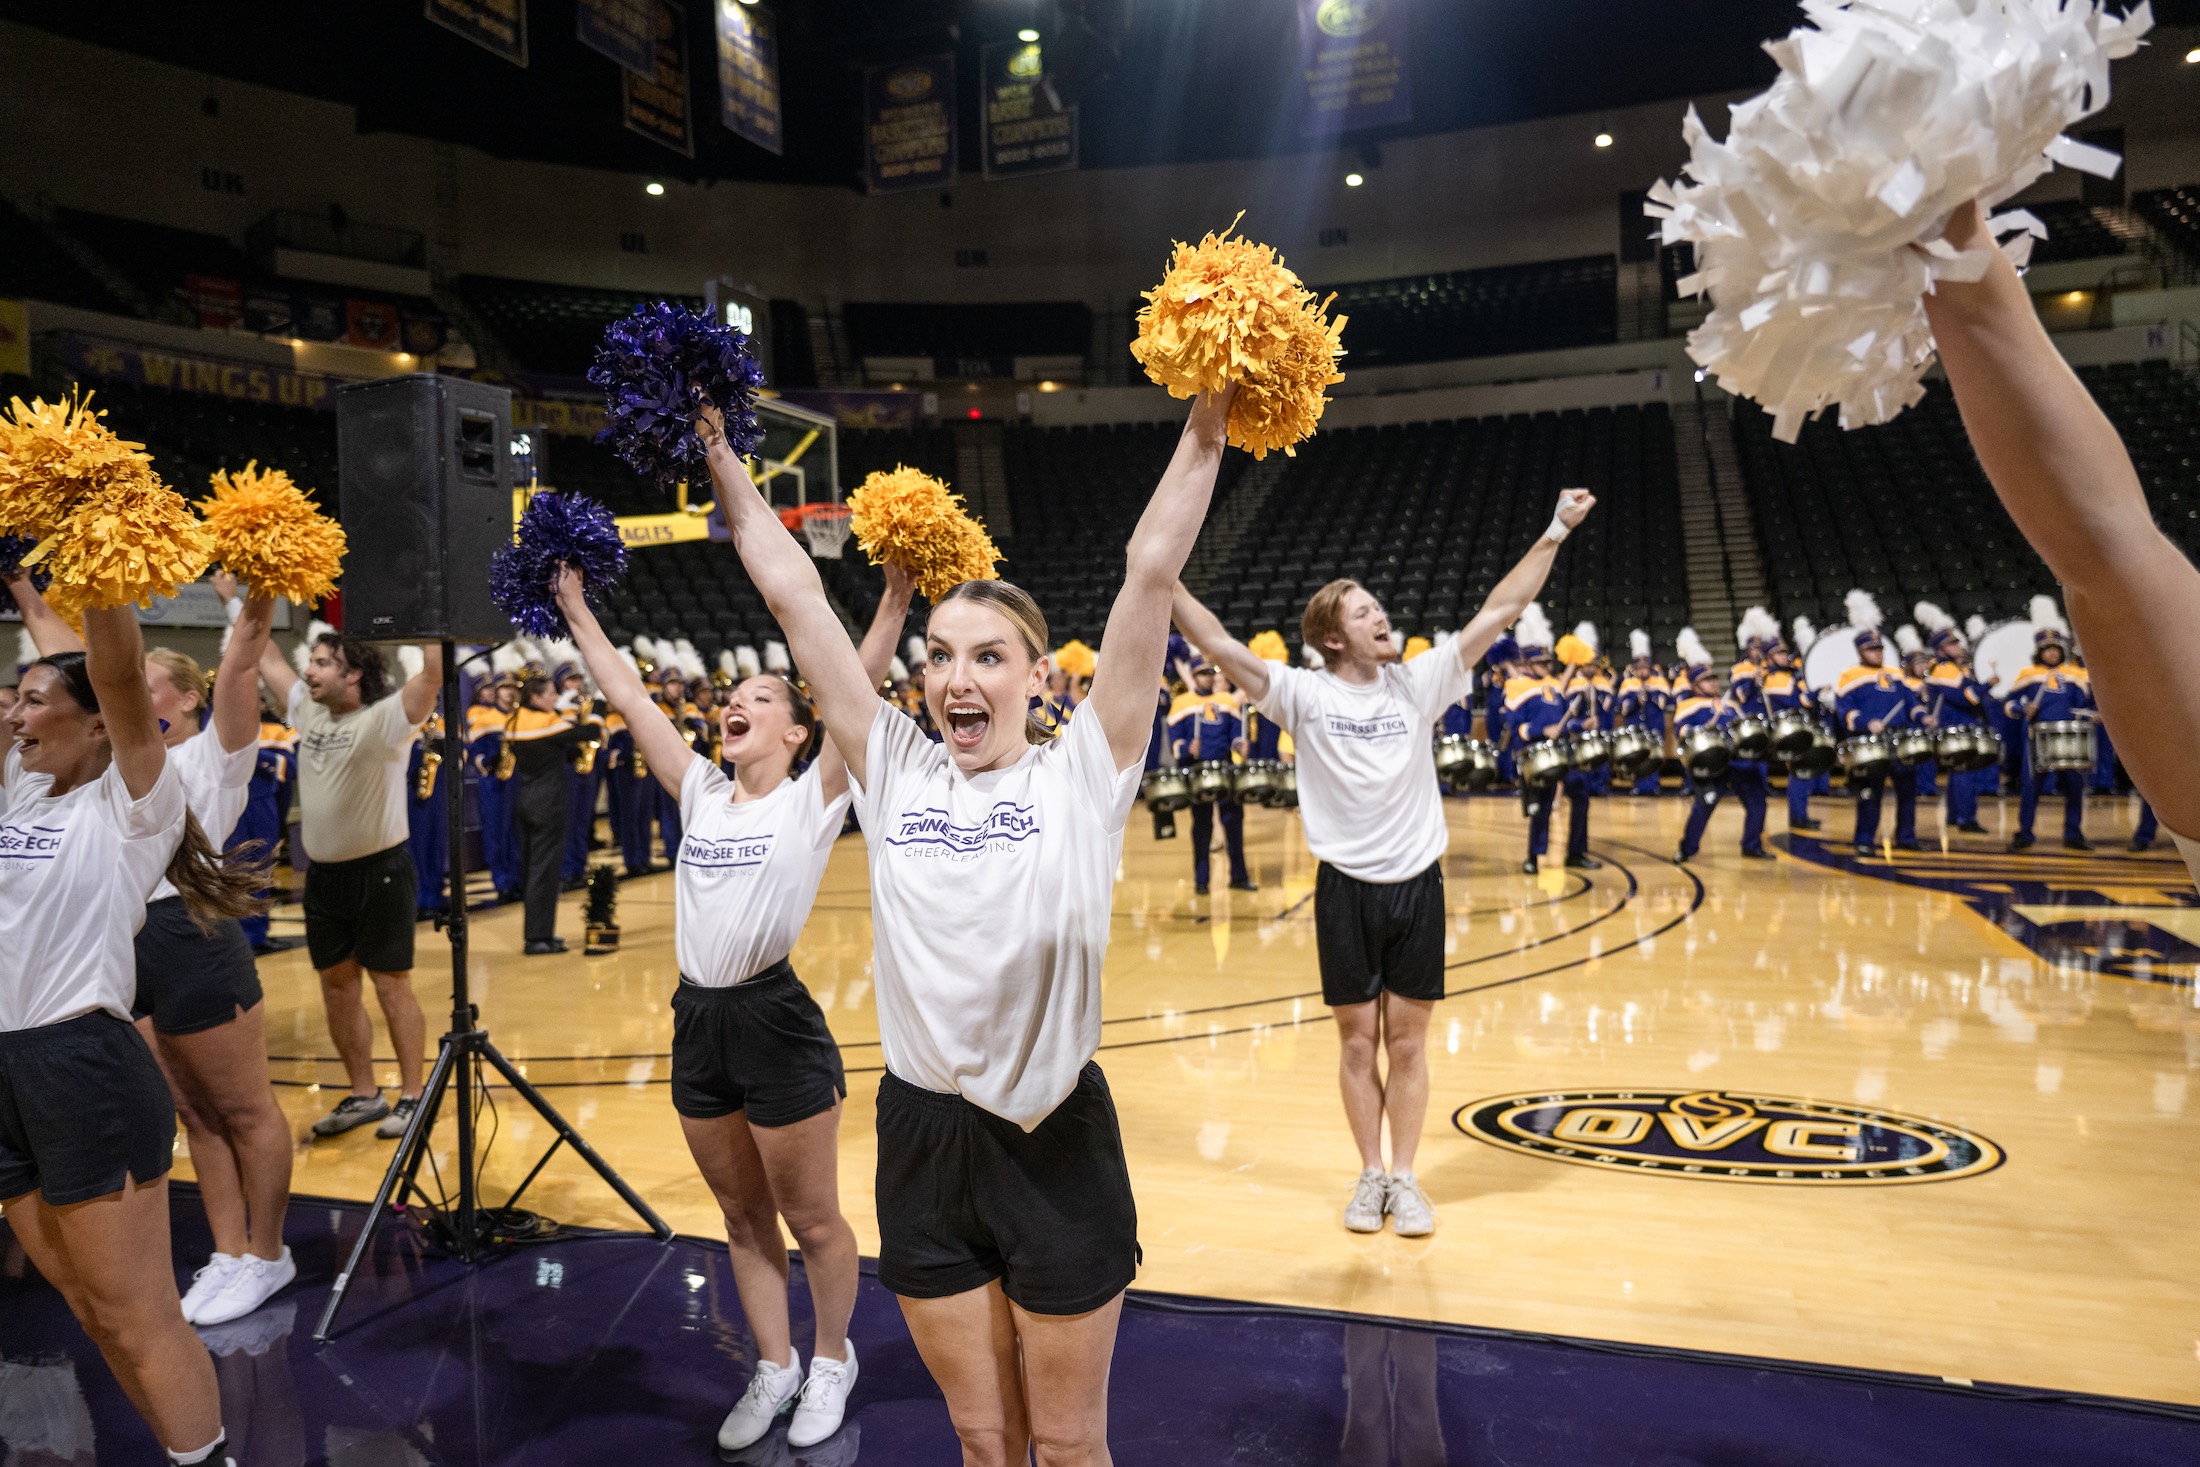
[0,534,49,615]
[587,301,765,486]
[489,492,629,639]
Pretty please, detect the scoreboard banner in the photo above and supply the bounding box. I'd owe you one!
[578,0,657,76]
[425,0,528,67]
[1298,0,1412,136]
[714,0,783,155]
[865,54,957,193]
[623,0,696,158]
[981,39,1077,181]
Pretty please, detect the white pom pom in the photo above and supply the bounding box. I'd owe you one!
[1676,627,1712,669]
[1629,628,1651,661]
[1513,601,1555,651]
[1844,589,1884,632]
[1646,0,2151,442]
[763,640,791,673]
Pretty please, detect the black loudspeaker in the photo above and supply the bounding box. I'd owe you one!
[336,374,515,641]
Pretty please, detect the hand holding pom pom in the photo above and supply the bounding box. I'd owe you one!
[490,491,630,639]
[199,461,347,606]
[588,302,765,485]
[846,467,1002,603]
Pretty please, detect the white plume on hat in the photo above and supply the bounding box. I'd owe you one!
[1913,601,1954,636]
[905,634,925,668]
[16,629,36,670]
[1736,605,1780,648]
[1513,601,1555,651]
[1843,589,1884,632]
[677,646,707,682]
[1965,614,1989,643]
[763,640,791,674]
[292,618,337,673]
[1571,620,1600,655]
[541,637,579,672]
[1676,626,1711,668]
[631,634,658,663]
[1793,616,1818,654]
[1895,624,1923,656]
[490,643,526,676]
[718,649,739,680]
[2028,594,2069,636]
[888,654,909,682]
[1301,643,1325,669]
[1629,628,1651,661]
[734,644,761,679]
[398,645,425,680]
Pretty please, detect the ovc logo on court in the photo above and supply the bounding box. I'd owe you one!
[1452,1089,2003,1186]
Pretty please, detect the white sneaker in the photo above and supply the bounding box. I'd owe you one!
[195,1247,297,1326]
[787,1339,858,1448]
[1343,1168,1388,1232]
[179,1253,241,1324]
[1386,1172,1436,1237]
[717,1351,802,1452]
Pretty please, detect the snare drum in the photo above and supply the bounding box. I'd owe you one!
[1935,726,2002,774]
[1730,715,1772,761]
[1567,731,1612,772]
[1788,723,1838,780]
[1141,768,1192,813]
[1770,709,1818,759]
[1892,729,1938,768]
[1682,726,1734,781]
[1454,739,1499,791]
[1839,733,1894,781]
[1270,764,1299,809]
[1189,759,1236,805]
[2030,720,2097,773]
[1609,727,1659,779]
[1434,735,1476,783]
[1232,759,1278,804]
[1518,738,1570,789]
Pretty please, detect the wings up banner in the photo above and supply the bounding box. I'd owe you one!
[714,0,783,155]
[864,54,956,193]
[1298,0,1412,136]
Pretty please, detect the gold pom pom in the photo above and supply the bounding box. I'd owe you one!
[1403,635,1433,661]
[1556,634,1596,667]
[32,475,216,619]
[0,391,155,540]
[1246,629,1290,663]
[846,465,1002,603]
[1227,296,1347,461]
[200,461,347,606]
[1053,639,1096,679]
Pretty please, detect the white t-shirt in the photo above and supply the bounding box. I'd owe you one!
[0,747,186,1031]
[288,683,419,864]
[852,701,1141,1130]
[674,757,852,987]
[1255,653,1474,884]
[148,729,258,903]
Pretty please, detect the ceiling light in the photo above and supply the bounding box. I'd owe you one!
[1037,380,1059,392]
[2185,45,2200,63]
[1344,172,1364,187]
[1594,132,1614,149]
[645,181,665,196]
[1018,27,1040,42]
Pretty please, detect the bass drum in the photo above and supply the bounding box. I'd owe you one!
[1609,726,1659,780]
[1682,726,1734,781]
[1568,731,1612,772]
[1232,759,1278,805]
[1803,631,1862,695]
[1770,709,1818,759]
[1788,723,1839,780]
[1972,618,2039,699]
[1840,733,1894,781]
[2030,720,2097,773]
[1892,729,1938,767]
[1936,726,2003,774]
[1730,715,1772,761]
[1141,767,1192,813]
[1518,739,1570,790]
[1189,760,1236,805]
[1270,764,1299,809]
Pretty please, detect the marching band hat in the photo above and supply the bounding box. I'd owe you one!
[1853,627,1883,652]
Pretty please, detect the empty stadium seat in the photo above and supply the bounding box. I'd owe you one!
[1316,256,1619,368]
[454,275,704,377]
[843,302,1092,364]
[0,196,133,316]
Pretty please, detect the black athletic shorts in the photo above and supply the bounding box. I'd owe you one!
[0,1012,176,1205]
[131,896,264,1035]
[669,960,847,1127]
[1315,860,1446,1007]
[303,843,418,973]
[875,1061,1139,1317]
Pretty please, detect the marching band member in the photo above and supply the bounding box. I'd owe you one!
[1176,489,1595,1241]
[235,702,296,952]
[465,675,522,903]
[406,705,449,919]
[1763,629,1822,832]
[602,669,654,878]
[1918,604,1992,834]
[1242,632,1295,768]
[1144,674,1177,840]
[1503,610,1598,876]
[1617,630,1669,795]
[506,674,601,954]
[1672,661,1772,862]
[1479,634,1521,785]
[1895,627,1940,799]
[2003,624,2093,852]
[1834,626,1920,855]
[560,660,603,886]
[1168,659,1254,894]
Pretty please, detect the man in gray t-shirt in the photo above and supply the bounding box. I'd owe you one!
[261,631,440,1142]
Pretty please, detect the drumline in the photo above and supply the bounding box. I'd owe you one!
[1141,757,1299,812]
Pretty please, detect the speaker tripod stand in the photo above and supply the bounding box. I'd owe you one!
[314,639,671,1343]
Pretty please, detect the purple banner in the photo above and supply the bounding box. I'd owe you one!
[864,53,956,193]
[1299,0,1412,136]
[714,0,782,155]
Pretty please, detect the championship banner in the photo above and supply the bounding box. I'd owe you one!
[1298,0,1412,136]
[623,0,696,158]
[0,298,27,378]
[865,54,956,193]
[714,0,782,155]
[981,39,1076,181]
[426,0,529,67]
[578,0,656,76]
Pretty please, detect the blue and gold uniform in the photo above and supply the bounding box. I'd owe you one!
[600,711,652,876]
[1762,648,1823,830]
[1503,657,1595,872]
[2004,632,2093,849]
[563,697,605,882]
[407,714,449,918]
[1169,676,1252,892]
[1673,670,1769,860]
[1617,657,1670,795]
[235,717,296,950]
[466,694,522,898]
[1834,633,1919,852]
[1925,634,1993,832]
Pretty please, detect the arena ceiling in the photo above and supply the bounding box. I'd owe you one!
[5,0,2194,188]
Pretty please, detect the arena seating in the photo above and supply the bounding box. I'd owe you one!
[85,378,342,516]
[2133,187,2200,272]
[841,302,1090,364]
[0,197,133,316]
[2021,200,2129,265]
[1204,405,1688,653]
[1315,256,1619,367]
[453,275,703,377]
[1732,360,2200,632]
[52,209,258,314]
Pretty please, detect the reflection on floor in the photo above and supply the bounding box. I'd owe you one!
[2,1187,2195,1466]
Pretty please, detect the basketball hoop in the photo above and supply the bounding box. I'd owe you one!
[799,502,854,560]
